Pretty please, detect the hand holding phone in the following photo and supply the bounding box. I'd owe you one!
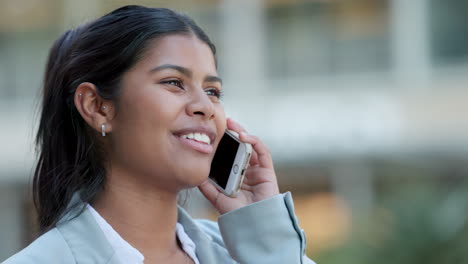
[198,118,280,215]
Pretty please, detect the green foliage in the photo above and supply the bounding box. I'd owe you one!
[315,181,468,264]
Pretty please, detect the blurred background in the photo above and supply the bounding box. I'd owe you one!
[1,0,468,262]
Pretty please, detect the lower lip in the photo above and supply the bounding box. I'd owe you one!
[176,136,213,154]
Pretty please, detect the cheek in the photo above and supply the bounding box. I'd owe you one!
[119,86,183,127]
[110,90,182,163]
[215,105,227,133]
[212,105,227,151]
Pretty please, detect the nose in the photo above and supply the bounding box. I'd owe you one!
[186,89,215,120]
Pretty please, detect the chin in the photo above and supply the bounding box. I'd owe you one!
[178,166,210,188]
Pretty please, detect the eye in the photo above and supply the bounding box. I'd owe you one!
[161,79,184,89]
[205,88,223,100]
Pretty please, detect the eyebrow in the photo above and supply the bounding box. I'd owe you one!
[149,64,222,85]
[204,75,223,85]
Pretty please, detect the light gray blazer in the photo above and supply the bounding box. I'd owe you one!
[3,192,312,264]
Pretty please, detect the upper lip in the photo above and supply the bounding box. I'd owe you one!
[173,126,217,145]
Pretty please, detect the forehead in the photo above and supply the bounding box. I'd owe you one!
[137,34,217,75]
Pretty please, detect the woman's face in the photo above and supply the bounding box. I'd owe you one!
[109,34,226,191]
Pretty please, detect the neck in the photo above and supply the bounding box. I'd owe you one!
[91,165,181,261]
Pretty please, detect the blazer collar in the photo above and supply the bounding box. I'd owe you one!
[177,207,237,263]
[56,194,121,263]
[55,193,235,264]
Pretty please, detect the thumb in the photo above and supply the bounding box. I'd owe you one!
[198,180,221,206]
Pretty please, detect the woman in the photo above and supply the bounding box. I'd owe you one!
[4,5,314,264]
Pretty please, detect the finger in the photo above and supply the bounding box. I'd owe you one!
[198,180,222,206]
[239,132,273,169]
[242,172,256,186]
[249,149,259,166]
[240,182,253,192]
[227,118,247,134]
[242,166,270,185]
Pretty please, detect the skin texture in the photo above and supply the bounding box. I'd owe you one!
[73,34,279,263]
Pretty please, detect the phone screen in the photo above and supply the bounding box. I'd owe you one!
[209,132,240,189]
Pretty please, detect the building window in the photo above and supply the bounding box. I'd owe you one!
[265,0,390,80]
[429,0,468,65]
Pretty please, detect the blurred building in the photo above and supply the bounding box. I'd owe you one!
[1,0,467,261]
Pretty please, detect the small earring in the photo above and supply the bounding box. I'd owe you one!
[78,93,82,97]
[102,105,107,110]
[101,124,106,137]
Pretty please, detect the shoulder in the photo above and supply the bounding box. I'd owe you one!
[3,228,75,264]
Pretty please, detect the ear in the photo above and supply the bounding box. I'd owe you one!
[73,82,115,136]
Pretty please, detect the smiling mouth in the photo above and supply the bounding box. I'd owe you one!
[174,132,214,154]
[179,132,211,145]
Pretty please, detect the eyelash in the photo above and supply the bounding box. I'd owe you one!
[162,79,183,88]
[206,88,223,99]
[161,79,223,99]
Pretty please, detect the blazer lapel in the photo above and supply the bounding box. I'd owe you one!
[56,194,121,264]
[177,207,238,264]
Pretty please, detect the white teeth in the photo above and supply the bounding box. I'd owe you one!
[182,132,211,144]
[184,133,195,140]
[194,133,203,142]
[202,134,211,144]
